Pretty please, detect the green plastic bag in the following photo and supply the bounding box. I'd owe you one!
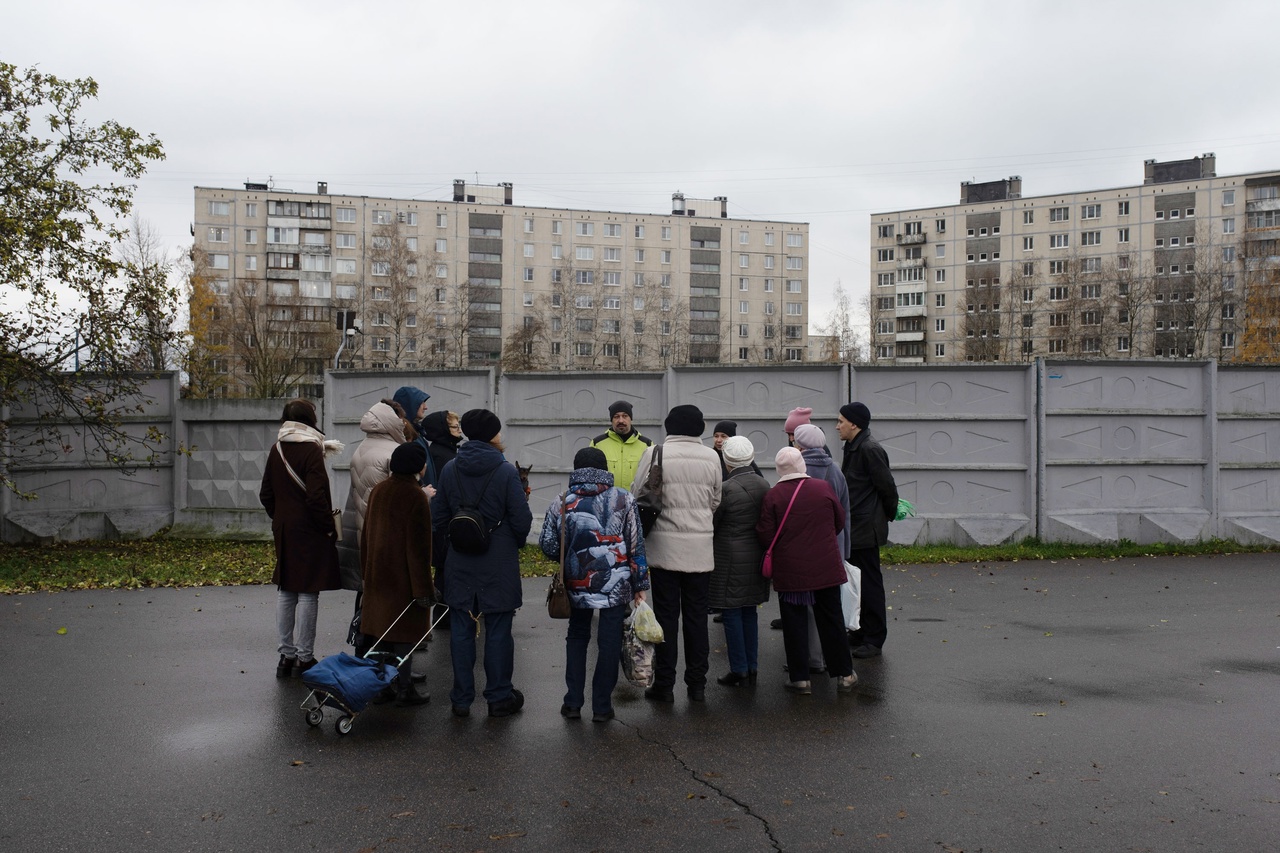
[630,599,664,644]
[894,498,916,522]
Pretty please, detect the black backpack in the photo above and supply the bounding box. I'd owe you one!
[447,465,501,555]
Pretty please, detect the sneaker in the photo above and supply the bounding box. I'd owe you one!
[451,704,471,718]
[591,710,615,723]
[836,673,858,693]
[276,655,296,678]
[488,688,525,718]
[687,685,706,702]
[560,704,581,720]
[784,680,812,695]
[851,644,882,659]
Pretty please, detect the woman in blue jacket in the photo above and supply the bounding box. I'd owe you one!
[431,409,533,718]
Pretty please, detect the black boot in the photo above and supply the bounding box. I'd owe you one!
[395,656,429,706]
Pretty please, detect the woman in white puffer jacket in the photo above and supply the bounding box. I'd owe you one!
[345,401,408,545]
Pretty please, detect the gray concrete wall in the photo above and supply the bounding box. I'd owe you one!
[3,362,1277,546]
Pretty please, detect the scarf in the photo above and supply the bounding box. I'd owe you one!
[277,421,344,458]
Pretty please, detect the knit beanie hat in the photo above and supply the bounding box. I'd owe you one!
[721,436,755,469]
[840,402,871,430]
[608,400,634,418]
[460,409,502,443]
[793,423,826,450]
[573,447,608,470]
[390,442,427,475]
[784,407,813,434]
[664,404,705,437]
[713,420,737,437]
[775,447,809,481]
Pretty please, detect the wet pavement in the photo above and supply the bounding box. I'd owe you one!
[1,552,1277,852]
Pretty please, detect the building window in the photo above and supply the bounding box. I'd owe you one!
[372,210,392,225]
[785,348,803,362]
[877,224,894,239]
[1049,207,1069,222]
[208,227,229,243]
[934,343,946,358]
[1050,234,1069,249]
[739,254,750,269]
[785,256,803,271]
[1081,204,1101,219]
[635,224,645,239]
[1081,258,1102,274]
[575,270,594,285]
[1022,236,1034,251]
[661,226,671,240]
[935,318,946,332]
[877,273,895,287]
[207,200,230,216]
[877,249,895,262]
[935,269,946,284]
[1082,231,1101,246]
[1117,336,1130,352]
[739,300,749,314]
[605,223,622,237]
[576,222,594,236]
[1048,339,1066,354]
[1049,286,1068,301]
[604,248,621,262]
[660,250,671,264]
[603,271,621,285]
[1223,247,1235,263]
[786,303,803,316]
[1049,260,1066,276]
[1222,190,1236,206]
[936,294,946,308]
[738,324,749,337]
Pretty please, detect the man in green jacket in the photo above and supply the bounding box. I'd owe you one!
[590,400,653,491]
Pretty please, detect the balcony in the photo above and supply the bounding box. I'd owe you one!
[895,355,925,364]
[897,257,926,270]
[894,330,925,343]
[895,304,927,319]
[896,233,926,245]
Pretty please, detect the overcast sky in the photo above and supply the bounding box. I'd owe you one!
[8,0,1280,330]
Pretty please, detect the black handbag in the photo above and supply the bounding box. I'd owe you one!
[635,446,663,535]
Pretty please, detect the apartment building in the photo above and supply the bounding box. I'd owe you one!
[191,181,809,397]
[868,154,1280,364]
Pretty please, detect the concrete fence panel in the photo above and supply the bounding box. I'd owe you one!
[1216,365,1280,544]
[853,365,1036,546]
[1040,360,1214,544]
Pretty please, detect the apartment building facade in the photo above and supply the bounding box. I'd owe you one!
[191,181,809,397]
[868,155,1280,364]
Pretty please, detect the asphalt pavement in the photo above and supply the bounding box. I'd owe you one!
[1,552,1277,852]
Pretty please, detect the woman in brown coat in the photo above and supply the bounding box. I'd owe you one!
[259,399,344,678]
[756,447,856,695]
[359,442,437,706]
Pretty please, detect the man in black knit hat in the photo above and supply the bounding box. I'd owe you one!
[836,402,898,659]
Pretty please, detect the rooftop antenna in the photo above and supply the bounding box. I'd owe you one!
[268,175,275,189]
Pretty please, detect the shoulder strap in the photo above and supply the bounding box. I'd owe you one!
[765,480,805,555]
[646,445,663,488]
[275,443,307,493]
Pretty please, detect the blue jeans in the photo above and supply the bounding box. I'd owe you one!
[276,591,319,661]
[564,603,626,715]
[449,609,515,707]
[719,605,759,675]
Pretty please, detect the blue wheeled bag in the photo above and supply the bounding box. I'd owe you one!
[301,653,398,714]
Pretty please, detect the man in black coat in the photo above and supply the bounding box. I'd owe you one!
[836,402,898,659]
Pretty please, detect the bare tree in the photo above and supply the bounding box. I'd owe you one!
[119,216,181,371]
[814,280,866,363]
[215,278,339,397]
[364,222,423,369]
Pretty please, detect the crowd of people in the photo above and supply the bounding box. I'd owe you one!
[259,389,898,719]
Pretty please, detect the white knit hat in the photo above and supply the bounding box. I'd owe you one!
[722,435,755,469]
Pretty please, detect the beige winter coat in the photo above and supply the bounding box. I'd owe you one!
[632,435,722,572]
[344,403,406,543]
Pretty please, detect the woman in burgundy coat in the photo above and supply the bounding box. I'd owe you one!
[756,447,856,695]
[259,399,343,678]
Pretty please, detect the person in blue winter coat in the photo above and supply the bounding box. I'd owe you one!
[431,409,533,719]
[392,386,437,490]
[540,447,649,723]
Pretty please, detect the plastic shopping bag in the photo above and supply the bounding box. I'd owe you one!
[630,599,664,644]
[620,611,655,689]
[840,560,861,632]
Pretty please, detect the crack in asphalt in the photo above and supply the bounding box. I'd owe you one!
[618,719,783,852]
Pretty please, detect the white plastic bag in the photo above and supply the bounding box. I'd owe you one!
[630,599,664,644]
[840,560,861,632]
[620,611,656,688]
